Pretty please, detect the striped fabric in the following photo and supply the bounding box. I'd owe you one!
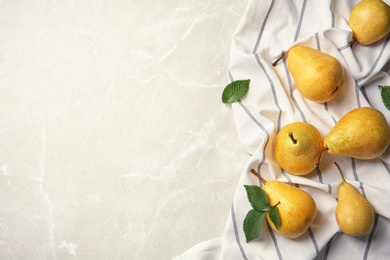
[177,0,390,259]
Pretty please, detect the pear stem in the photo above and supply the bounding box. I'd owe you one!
[250,169,267,185]
[288,132,297,144]
[316,148,328,166]
[272,52,285,67]
[334,162,346,183]
[331,86,339,94]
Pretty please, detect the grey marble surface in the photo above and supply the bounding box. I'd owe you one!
[0,1,248,259]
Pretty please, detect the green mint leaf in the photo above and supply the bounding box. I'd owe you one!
[222,79,250,104]
[379,85,390,111]
[244,185,271,212]
[243,209,265,242]
[268,205,280,229]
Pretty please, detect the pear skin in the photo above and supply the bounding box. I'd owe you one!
[287,46,344,103]
[324,107,390,159]
[274,122,324,175]
[349,0,390,45]
[334,162,374,236]
[262,180,317,239]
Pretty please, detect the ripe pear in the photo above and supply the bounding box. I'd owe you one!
[334,162,374,236]
[324,107,390,159]
[274,122,324,175]
[286,46,344,103]
[349,0,390,45]
[260,177,317,238]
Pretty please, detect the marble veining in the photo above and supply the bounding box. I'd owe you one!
[0,0,247,259]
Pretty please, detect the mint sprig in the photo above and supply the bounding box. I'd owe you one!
[222,79,250,104]
[244,185,271,212]
[243,185,281,242]
[243,209,265,242]
[379,85,390,111]
[268,206,280,228]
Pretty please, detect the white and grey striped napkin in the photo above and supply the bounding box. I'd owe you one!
[177,0,390,259]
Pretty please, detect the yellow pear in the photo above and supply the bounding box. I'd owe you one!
[274,122,324,175]
[324,107,390,159]
[250,169,317,239]
[349,0,390,45]
[334,162,374,236]
[286,46,344,103]
[264,182,317,238]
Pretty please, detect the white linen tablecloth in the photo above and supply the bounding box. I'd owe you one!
[176,0,390,259]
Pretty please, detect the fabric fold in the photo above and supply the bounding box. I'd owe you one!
[176,0,390,259]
